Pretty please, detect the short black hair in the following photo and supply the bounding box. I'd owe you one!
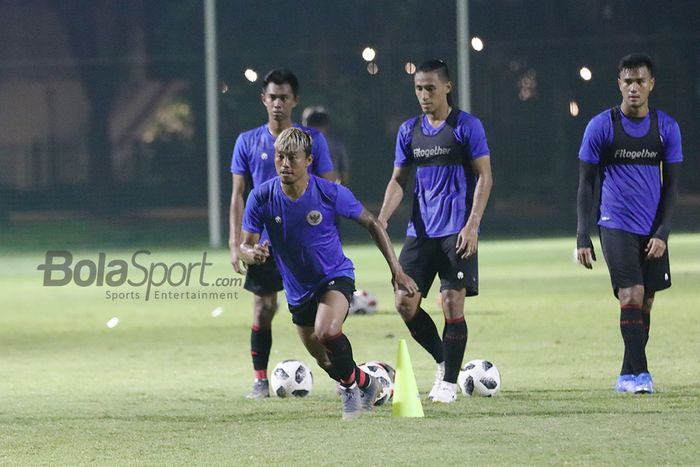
[302,107,329,128]
[262,68,300,96]
[618,53,654,77]
[416,59,451,82]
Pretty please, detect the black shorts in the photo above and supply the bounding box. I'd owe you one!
[243,253,283,295]
[399,235,478,298]
[288,277,356,327]
[599,227,672,297]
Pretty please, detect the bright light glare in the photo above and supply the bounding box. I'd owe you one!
[569,100,580,117]
[367,62,379,75]
[362,47,376,62]
[244,68,258,82]
[471,37,484,51]
[404,62,416,74]
[579,67,592,81]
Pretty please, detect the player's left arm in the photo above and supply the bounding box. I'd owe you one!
[647,118,683,260]
[457,155,493,259]
[355,208,418,296]
[647,162,681,259]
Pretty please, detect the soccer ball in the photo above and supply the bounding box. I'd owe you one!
[348,290,378,315]
[359,361,394,406]
[270,359,313,397]
[457,359,501,397]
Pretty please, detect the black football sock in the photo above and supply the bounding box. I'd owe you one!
[319,361,343,382]
[619,305,648,374]
[642,308,651,346]
[442,316,468,383]
[404,307,444,364]
[251,325,272,379]
[319,363,366,387]
[320,332,360,387]
[355,367,369,389]
[620,348,633,375]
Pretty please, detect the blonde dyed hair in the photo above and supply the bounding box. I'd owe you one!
[274,127,313,157]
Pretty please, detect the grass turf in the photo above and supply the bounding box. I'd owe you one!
[1,234,699,465]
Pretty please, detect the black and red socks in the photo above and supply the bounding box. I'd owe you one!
[619,304,648,375]
[251,325,272,380]
[443,316,468,383]
[405,307,445,364]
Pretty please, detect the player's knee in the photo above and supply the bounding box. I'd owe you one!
[395,296,417,321]
[440,291,465,315]
[254,299,277,324]
[315,324,341,342]
[618,285,644,306]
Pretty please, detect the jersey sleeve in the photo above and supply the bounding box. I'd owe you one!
[335,184,364,220]
[394,120,414,167]
[231,133,250,175]
[242,188,264,234]
[661,117,683,163]
[310,131,334,175]
[578,114,610,164]
[456,115,490,159]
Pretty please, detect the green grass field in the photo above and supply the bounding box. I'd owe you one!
[1,235,699,465]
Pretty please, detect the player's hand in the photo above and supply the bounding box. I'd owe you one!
[393,270,419,297]
[230,245,247,274]
[251,240,270,265]
[576,247,596,269]
[645,237,666,260]
[456,226,478,259]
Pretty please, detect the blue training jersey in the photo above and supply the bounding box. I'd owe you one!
[231,123,333,186]
[242,175,363,306]
[578,108,683,235]
[394,110,490,238]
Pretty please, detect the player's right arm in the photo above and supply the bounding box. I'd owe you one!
[378,122,413,228]
[229,173,250,274]
[576,161,598,269]
[239,187,269,266]
[378,166,410,229]
[576,114,608,270]
[239,232,269,266]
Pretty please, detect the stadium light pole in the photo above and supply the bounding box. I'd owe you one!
[456,0,471,112]
[205,0,222,247]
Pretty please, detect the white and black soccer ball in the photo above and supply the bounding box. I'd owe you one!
[270,359,313,398]
[457,359,501,397]
[359,361,394,406]
[348,290,378,315]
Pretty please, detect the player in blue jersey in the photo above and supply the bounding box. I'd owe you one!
[576,54,682,394]
[378,60,493,403]
[240,127,418,419]
[228,69,335,399]
[303,106,351,185]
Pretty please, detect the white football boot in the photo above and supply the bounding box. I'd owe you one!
[431,381,458,404]
[428,361,446,400]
